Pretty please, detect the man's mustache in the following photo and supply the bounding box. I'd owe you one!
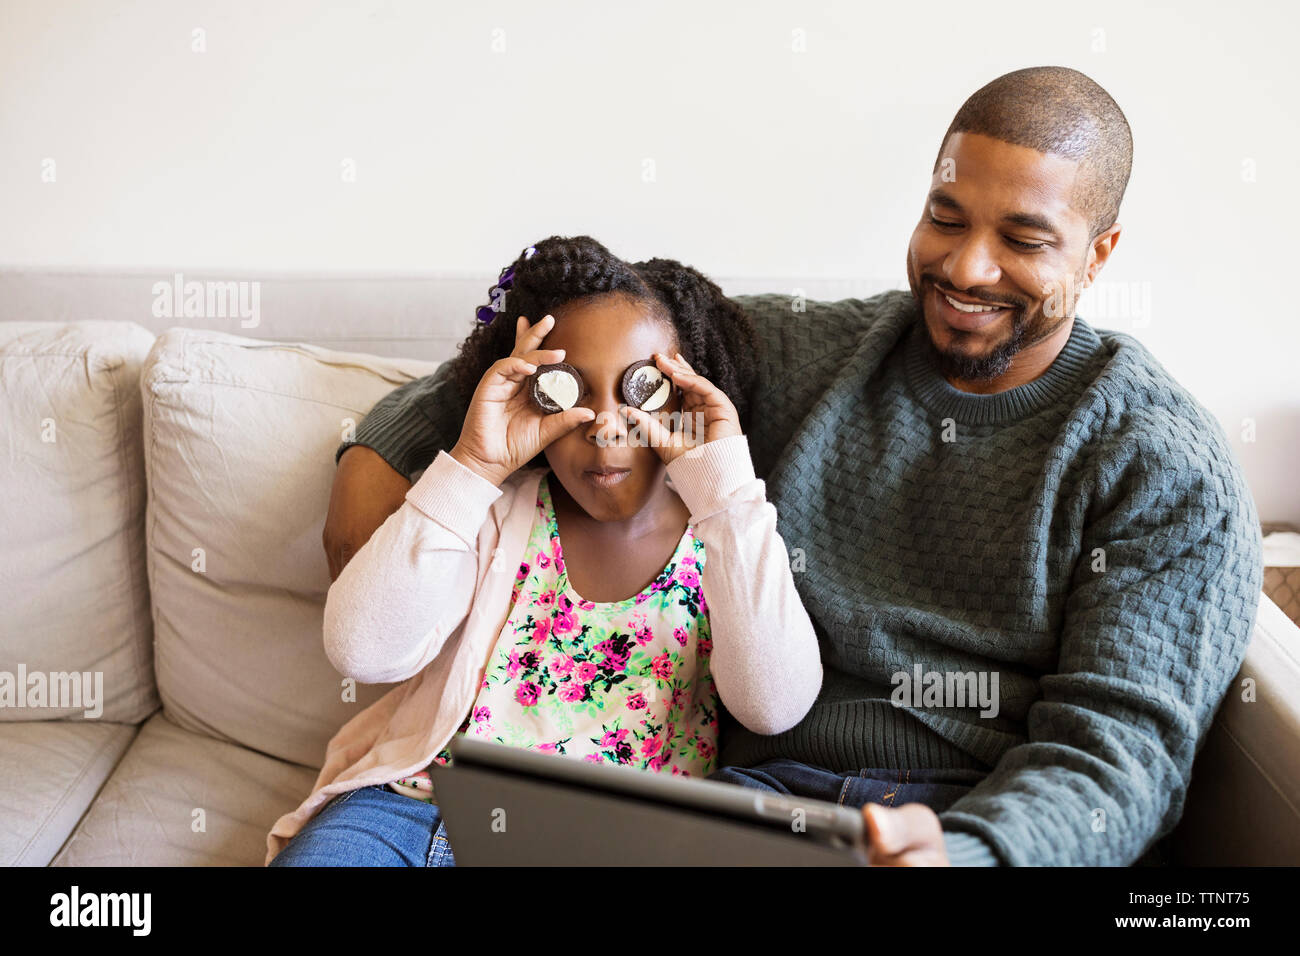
[920,275,1030,312]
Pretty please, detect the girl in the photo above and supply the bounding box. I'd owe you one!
[267,236,822,866]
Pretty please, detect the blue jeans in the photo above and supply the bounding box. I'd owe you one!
[269,784,456,867]
[707,759,987,814]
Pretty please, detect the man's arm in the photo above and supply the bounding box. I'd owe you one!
[324,450,503,684]
[325,362,468,580]
[938,419,1264,866]
[336,360,466,478]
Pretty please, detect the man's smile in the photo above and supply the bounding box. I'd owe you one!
[930,282,1016,332]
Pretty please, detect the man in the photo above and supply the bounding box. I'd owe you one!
[322,67,1262,866]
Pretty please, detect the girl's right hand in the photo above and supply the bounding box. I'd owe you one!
[449,314,596,487]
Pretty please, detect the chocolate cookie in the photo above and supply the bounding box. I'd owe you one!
[621,359,672,412]
[528,362,584,414]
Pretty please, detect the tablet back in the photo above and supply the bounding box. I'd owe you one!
[431,737,868,866]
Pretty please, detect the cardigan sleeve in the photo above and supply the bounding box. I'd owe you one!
[323,449,504,685]
[665,434,823,735]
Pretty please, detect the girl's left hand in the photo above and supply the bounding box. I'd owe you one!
[619,351,741,465]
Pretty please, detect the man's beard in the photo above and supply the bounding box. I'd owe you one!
[912,271,1078,382]
[920,308,1030,381]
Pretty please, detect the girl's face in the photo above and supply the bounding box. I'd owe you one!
[539,293,681,523]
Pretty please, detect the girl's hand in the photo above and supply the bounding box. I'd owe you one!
[450,314,596,486]
[619,351,741,465]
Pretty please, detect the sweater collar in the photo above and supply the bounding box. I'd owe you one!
[902,311,1105,426]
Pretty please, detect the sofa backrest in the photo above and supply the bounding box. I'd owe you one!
[0,321,160,723]
[140,327,438,768]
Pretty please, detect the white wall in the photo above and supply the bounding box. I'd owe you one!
[2,0,1297,522]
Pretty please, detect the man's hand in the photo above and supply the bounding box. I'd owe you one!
[862,804,951,866]
[323,445,412,581]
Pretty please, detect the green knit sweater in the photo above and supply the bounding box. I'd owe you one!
[339,290,1263,867]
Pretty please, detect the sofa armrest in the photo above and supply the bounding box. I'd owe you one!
[1165,592,1300,865]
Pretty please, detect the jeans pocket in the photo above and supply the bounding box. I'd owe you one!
[425,814,456,867]
[840,772,903,809]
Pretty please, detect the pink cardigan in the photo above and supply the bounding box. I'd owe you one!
[265,433,823,864]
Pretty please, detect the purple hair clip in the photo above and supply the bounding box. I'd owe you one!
[476,244,537,325]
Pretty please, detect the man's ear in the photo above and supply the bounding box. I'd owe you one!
[1083,223,1122,287]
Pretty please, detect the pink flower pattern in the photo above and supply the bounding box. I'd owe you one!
[389,472,717,801]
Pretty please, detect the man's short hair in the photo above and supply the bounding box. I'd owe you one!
[936,66,1133,240]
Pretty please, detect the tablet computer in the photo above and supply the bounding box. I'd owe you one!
[429,735,870,866]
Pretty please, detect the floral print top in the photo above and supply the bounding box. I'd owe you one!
[388,471,718,802]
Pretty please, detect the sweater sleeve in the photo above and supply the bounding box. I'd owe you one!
[337,360,467,482]
[937,422,1263,866]
[323,448,504,685]
[665,434,824,736]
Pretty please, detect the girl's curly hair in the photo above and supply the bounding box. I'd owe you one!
[448,236,759,439]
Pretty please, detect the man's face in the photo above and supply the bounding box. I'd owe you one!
[905,132,1098,383]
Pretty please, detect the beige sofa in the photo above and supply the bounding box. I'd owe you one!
[1,318,1297,866]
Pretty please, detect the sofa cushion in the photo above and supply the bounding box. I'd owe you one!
[0,719,139,865]
[50,710,318,866]
[140,328,439,767]
[0,322,159,723]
